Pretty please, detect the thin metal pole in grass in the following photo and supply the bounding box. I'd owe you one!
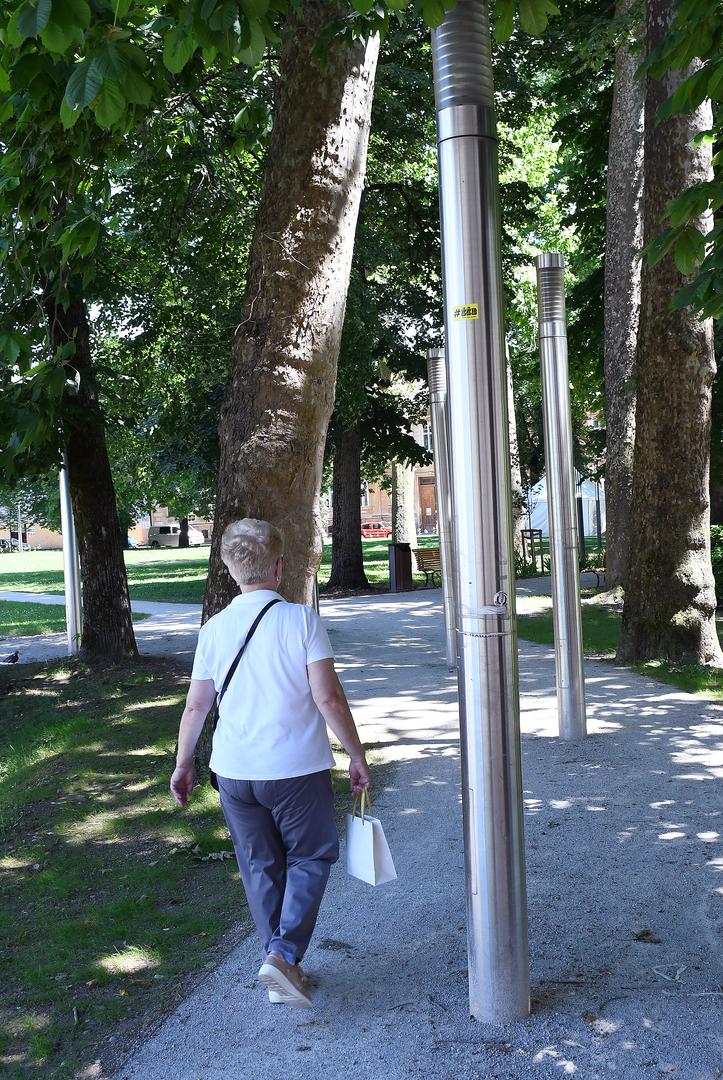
[59,455,82,656]
[535,253,587,741]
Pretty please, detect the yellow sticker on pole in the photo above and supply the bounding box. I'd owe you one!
[452,303,479,320]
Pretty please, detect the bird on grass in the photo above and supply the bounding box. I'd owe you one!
[3,651,19,664]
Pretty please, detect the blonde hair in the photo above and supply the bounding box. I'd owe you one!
[221,519,284,585]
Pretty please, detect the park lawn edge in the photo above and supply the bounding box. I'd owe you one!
[517,605,723,700]
[0,657,366,1079]
[0,600,149,639]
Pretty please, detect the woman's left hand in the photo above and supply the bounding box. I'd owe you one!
[170,765,196,807]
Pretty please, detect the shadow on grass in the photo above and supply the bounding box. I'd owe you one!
[0,659,244,1080]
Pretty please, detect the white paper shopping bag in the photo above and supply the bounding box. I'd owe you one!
[346,790,397,887]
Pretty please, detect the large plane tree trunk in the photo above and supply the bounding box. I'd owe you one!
[619,0,722,667]
[201,3,379,625]
[50,298,138,661]
[391,463,417,548]
[326,428,369,590]
[603,0,645,588]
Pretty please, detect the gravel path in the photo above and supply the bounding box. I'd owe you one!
[107,591,720,1080]
[2,587,721,1078]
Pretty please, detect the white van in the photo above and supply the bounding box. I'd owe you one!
[148,524,205,548]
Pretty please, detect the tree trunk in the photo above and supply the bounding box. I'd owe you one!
[50,299,138,660]
[201,3,379,627]
[618,0,722,666]
[178,517,189,549]
[326,428,369,590]
[507,346,525,557]
[603,0,645,589]
[391,463,417,547]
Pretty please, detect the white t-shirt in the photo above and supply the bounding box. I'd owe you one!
[191,589,336,781]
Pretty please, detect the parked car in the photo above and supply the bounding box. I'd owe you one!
[2,537,30,551]
[361,521,393,539]
[147,524,205,548]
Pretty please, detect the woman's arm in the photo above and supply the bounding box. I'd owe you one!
[170,678,216,807]
[307,658,371,794]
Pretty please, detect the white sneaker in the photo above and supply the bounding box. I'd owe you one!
[258,955,312,1009]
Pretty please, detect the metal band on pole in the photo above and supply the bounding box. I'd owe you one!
[59,461,82,656]
[535,253,587,740]
[432,0,530,1023]
[427,349,457,672]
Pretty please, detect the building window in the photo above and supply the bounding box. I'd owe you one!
[422,421,433,452]
[360,481,370,508]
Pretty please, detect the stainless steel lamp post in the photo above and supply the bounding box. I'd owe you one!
[432,0,530,1023]
[535,254,587,740]
[59,460,82,656]
[426,348,457,672]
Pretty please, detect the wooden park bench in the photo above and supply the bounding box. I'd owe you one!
[413,546,442,587]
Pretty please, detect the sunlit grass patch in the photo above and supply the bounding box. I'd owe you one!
[0,657,247,1080]
[1,539,442,606]
[517,603,723,699]
[633,659,723,700]
[0,600,149,638]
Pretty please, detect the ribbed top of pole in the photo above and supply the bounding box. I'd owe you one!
[427,349,447,396]
[535,253,566,323]
[431,0,494,111]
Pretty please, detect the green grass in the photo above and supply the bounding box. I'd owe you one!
[0,601,149,638]
[0,657,360,1079]
[518,604,622,656]
[0,538,443,605]
[0,549,211,606]
[517,603,723,699]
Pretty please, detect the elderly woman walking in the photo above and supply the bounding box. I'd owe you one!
[170,519,370,1009]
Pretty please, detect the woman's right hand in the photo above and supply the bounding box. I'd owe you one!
[170,764,196,807]
[349,757,371,796]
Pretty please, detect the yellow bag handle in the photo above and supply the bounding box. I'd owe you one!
[352,785,373,824]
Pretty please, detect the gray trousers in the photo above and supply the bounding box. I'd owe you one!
[218,770,339,966]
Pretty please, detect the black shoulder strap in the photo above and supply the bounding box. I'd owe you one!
[217,598,282,708]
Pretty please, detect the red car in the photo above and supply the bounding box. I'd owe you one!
[361,521,392,538]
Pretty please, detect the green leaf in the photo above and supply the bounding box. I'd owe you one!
[668,184,714,229]
[65,56,103,109]
[59,95,81,128]
[94,79,126,128]
[16,0,52,39]
[350,0,375,12]
[163,26,196,74]
[673,226,706,276]
[40,17,75,53]
[0,331,23,364]
[0,64,9,93]
[519,0,558,36]
[58,216,100,262]
[493,0,515,42]
[645,226,677,268]
[208,0,238,31]
[95,43,130,81]
[240,0,270,16]
[421,0,445,29]
[66,0,91,26]
[122,68,152,106]
[237,18,266,65]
